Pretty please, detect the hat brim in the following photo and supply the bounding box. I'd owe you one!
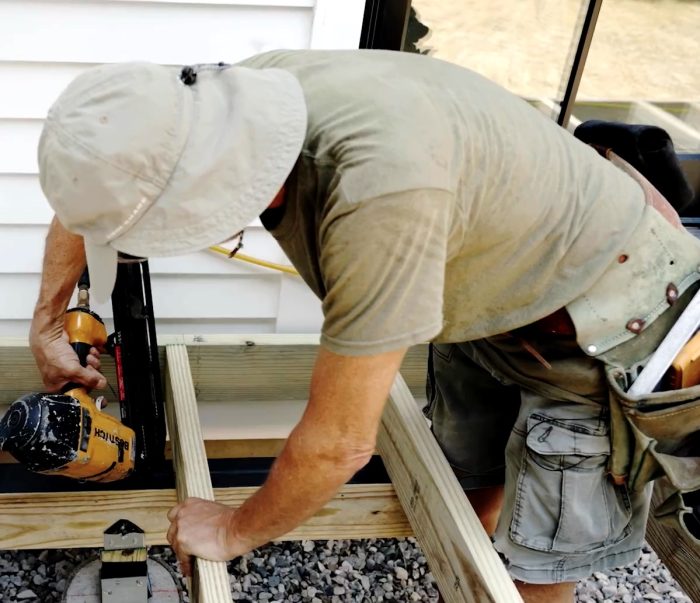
[112,66,307,258]
[85,241,119,303]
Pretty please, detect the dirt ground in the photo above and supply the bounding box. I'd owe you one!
[411,0,700,102]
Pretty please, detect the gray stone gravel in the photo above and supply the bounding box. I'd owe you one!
[574,544,691,603]
[0,539,691,602]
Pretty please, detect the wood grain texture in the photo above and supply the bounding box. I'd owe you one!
[0,336,428,405]
[180,335,428,403]
[0,438,286,464]
[164,438,287,459]
[0,484,410,549]
[646,485,700,602]
[102,548,147,563]
[165,343,232,603]
[377,374,522,603]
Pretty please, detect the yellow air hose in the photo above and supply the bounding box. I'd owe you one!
[208,245,300,276]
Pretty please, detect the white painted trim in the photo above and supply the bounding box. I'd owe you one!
[112,0,312,5]
[310,0,364,49]
[160,333,321,345]
[0,119,42,175]
[275,274,323,333]
[0,1,313,65]
[0,273,281,319]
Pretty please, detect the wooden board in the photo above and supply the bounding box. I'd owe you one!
[646,485,700,602]
[4,334,700,600]
[0,438,286,464]
[166,438,287,460]
[165,343,232,603]
[377,374,522,603]
[0,336,428,404]
[0,484,409,550]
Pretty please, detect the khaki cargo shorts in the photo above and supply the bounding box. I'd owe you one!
[425,288,698,584]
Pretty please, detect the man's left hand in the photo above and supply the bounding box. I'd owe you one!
[166,497,249,576]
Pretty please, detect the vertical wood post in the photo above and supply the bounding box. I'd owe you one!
[165,343,233,603]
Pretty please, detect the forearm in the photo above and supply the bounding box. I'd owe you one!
[28,217,105,391]
[226,347,406,552]
[229,423,369,551]
[166,347,405,568]
[30,217,86,340]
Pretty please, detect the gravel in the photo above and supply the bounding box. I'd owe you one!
[0,540,691,602]
[574,544,691,603]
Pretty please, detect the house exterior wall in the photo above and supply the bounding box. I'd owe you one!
[0,0,364,337]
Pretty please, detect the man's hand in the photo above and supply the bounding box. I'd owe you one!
[167,497,249,576]
[163,346,406,574]
[30,216,102,391]
[30,328,105,392]
[163,347,405,573]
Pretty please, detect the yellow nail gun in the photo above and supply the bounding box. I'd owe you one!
[0,276,136,482]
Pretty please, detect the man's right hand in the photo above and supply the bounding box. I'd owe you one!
[30,217,104,392]
[30,328,106,392]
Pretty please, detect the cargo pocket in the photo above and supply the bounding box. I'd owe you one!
[510,412,633,554]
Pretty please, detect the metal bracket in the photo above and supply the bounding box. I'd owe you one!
[101,519,149,603]
[103,531,144,551]
[102,576,148,602]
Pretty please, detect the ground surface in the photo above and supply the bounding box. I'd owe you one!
[411,0,700,102]
[0,539,692,602]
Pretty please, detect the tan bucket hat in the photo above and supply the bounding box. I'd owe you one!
[38,61,307,301]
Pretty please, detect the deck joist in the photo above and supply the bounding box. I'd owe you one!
[1,335,696,601]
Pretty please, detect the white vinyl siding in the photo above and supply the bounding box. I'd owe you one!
[0,0,364,337]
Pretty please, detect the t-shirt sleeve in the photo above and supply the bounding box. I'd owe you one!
[319,189,452,356]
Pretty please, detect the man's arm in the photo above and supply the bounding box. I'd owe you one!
[166,345,407,574]
[29,216,105,391]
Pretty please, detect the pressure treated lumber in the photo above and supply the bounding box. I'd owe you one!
[179,334,427,402]
[3,435,287,463]
[8,334,697,600]
[0,484,409,550]
[165,343,232,603]
[646,485,700,602]
[0,335,428,404]
[377,374,522,603]
[0,438,286,464]
[165,438,286,459]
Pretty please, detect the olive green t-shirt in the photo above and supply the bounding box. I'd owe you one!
[239,50,647,355]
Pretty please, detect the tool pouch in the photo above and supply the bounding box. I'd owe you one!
[607,367,700,543]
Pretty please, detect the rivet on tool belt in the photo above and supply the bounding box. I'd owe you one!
[667,283,679,305]
[626,318,645,334]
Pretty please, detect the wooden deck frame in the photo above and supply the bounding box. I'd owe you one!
[165,343,233,602]
[157,336,519,602]
[4,334,698,601]
[0,335,520,602]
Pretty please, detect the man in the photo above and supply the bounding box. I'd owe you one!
[31,50,700,602]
